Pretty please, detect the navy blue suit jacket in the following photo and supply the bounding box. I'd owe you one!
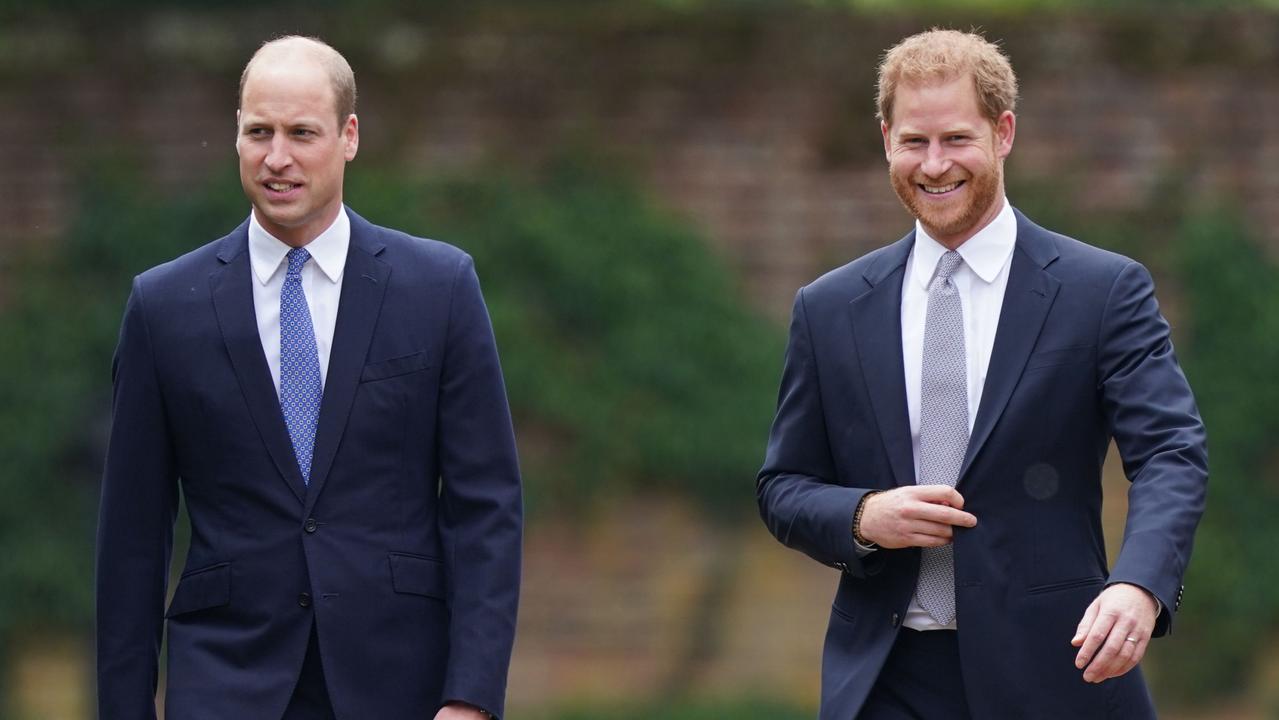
[758,210,1207,719]
[96,208,522,719]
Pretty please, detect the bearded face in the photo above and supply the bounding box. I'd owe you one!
[881,76,1014,248]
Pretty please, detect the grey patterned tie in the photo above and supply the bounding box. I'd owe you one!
[916,250,970,625]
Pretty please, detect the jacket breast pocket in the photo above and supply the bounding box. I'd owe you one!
[389,552,447,600]
[165,562,231,618]
[1024,345,1095,372]
[360,351,430,383]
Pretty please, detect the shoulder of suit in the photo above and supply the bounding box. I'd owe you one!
[133,234,230,292]
[1024,221,1141,280]
[801,239,907,303]
[362,221,470,264]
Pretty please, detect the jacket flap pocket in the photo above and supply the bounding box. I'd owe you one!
[1025,345,1095,371]
[361,351,429,382]
[165,562,231,617]
[389,553,447,599]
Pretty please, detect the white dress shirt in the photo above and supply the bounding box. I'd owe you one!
[900,198,1017,630]
[247,208,349,395]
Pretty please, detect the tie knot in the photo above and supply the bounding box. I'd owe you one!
[932,250,963,286]
[286,247,311,277]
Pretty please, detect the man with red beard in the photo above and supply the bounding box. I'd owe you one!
[757,29,1206,719]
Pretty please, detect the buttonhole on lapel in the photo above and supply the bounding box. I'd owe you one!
[361,273,378,284]
[1031,288,1046,297]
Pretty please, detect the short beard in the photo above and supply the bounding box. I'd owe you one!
[890,162,1001,243]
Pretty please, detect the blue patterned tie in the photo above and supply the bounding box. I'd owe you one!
[916,250,970,625]
[280,247,322,485]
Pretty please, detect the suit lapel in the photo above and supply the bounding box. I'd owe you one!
[959,211,1061,483]
[849,234,916,489]
[303,210,390,512]
[210,224,307,504]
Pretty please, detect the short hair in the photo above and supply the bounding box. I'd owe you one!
[238,35,357,128]
[876,29,1018,127]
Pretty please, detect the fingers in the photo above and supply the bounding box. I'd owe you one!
[905,487,976,527]
[1073,606,1114,672]
[1072,586,1156,683]
[862,486,976,548]
[911,484,966,509]
[1082,620,1150,682]
[1071,597,1099,648]
[906,532,954,548]
[1082,617,1135,682]
[909,502,977,528]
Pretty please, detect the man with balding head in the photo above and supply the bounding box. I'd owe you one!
[758,29,1206,718]
[97,36,522,720]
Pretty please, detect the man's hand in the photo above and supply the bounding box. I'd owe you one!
[1071,582,1159,683]
[857,485,977,549]
[434,702,489,720]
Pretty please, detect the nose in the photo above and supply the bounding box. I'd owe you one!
[920,142,952,179]
[264,135,292,173]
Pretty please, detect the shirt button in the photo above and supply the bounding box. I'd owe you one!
[304,518,318,533]
[298,592,312,608]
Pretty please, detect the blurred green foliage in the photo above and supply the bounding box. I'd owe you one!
[0,164,245,701]
[348,156,783,520]
[1153,209,1279,703]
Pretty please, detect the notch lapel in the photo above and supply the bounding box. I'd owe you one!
[303,211,390,512]
[210,226,306,504]
[849,235,915,489]
[959,212,1061,483]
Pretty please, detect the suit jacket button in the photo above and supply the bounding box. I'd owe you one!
[891,612,900,627]
[304,518,318,533]
[298,592,312,608]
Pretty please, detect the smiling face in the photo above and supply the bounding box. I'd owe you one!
[236,47,358,247]
[882,74,1015,249]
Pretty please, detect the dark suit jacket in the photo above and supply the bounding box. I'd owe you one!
[96,208,523,719]
[757,210,1207,719]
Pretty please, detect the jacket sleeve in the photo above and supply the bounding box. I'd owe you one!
[1099,261,1208,637]
[436,255,523,719]
[96,278,180,720]
[757,287,880,578]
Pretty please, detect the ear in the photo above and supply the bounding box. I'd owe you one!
[881,120,892,161]
[994,110,1015,159]
[343,114,359,161]
[234,110,242,155]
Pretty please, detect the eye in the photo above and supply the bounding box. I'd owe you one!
[947,134,969,142]
[292,128,316,138]
[245,127,270,138]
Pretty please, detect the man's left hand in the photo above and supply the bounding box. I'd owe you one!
[434,702,489,720]
[1071,582,1159,683]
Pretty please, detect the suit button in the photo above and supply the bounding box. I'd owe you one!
[891,612,900,627]
[298,592,312,608]
[304,518,318,533]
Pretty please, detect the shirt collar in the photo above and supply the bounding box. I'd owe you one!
[247,207,350,286]
[911,197,1016,289]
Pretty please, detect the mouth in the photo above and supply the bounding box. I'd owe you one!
[918,180,964,196]
[263,180,303,198]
